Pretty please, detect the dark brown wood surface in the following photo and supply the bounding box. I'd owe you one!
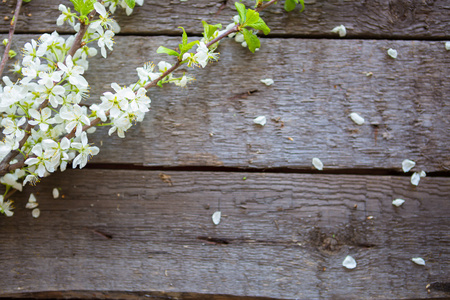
[3,35,450,171]
[1,0,450,38]
[0,1,449,299]
[0,170,449,299]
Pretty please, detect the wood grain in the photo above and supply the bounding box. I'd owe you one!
[0,170,448,299]
[0,0,449,38]
[4,35,449,171]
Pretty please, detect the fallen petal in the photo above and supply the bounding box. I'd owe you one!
[349,112,365,125]
[445,42,450,51]
[411,172,421,186]
[419,170,426,178]
[412,257,425,266]
[32,208,40,218]
[253,116,267,126]
[392,198,405,207]
[53,188,60,199]
[312,158,323,171]
[260,78,274,86]
[28,193,37,203]
[212,211,221,225]
[26,202,39,209]
[387,48,398,59]
[402,159,416,172]
[342,255,357,269]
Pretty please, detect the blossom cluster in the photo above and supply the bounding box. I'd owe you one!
[0,1,148,216]
[0,0,271,217]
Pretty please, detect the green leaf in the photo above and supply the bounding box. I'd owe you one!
[180,40,198,54]
[241,28,260,53]
[245,9,260,26]
[179,27,188,46]
[298,0,305,12]
[156,46,180,57]
[284,0,305,12]
[124,0,136,9]
[235,2,247,24]
[70,0,96,16]
[284,0,297,12]
[202,21,222,40]
[245,11,270,35]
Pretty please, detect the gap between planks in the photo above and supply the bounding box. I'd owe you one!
[83,163,450,178]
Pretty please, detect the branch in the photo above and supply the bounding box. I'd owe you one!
[0,0,23,79]
[4,1,279,175]
[0,10,96,175]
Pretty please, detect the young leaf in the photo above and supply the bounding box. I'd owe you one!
[202,21,222,40]
[180,41,198,54]
[284,0,305,12]
[124,0,136,9]
[179,26,188,46]
[246,15,270,35]
[241,28,260,53]
[235,2,247,24]
[156,46,180,57]
[70,0,96,16]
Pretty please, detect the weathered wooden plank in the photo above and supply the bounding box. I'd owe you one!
[0,170,448,299]
[4,35,449,171]
[1,0,450,38]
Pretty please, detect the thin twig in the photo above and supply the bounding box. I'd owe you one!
[0,0,23,79]
[0,11,96,175]
[4,1,280,175]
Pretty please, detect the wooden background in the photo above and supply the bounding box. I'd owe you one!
[1,0,449,299]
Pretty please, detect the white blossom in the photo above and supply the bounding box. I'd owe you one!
[57,55,88,87]
[71,132,100,169]
[0,195,14,217]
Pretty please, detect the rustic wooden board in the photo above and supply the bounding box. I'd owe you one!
[4,35,449,171]
[1,0,450,38]
[0,170,448,299]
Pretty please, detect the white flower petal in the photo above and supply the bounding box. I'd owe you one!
[392,198,405,207]
[26,202,39,209]
[52,188,60,199]
[419,170,426,178]
[349,112,365,125]
[402,159,416,173]
[32,208,40,218]
[312,157,323,171]
[411,172,421,186]
[331,25,346,37]
[411,257,425,266]
[387,48,398,59]
[212,211,221,225]
[445,42,450,51]
[94,2,107,17]
[253,116,266,126]
[260,78,274,86]
[342,255,357,269]
[28,193,37,203]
